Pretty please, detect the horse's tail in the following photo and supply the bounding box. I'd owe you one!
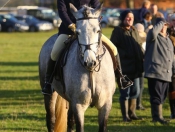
[54,94,68,132]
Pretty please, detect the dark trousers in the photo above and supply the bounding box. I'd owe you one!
[119,78,140,101]
[148,78,169,105]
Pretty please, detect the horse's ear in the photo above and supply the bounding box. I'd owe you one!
[93,2,103,16]
[70,3,78,18]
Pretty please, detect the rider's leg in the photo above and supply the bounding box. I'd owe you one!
[101,34,133,89]
[42,34,69,95]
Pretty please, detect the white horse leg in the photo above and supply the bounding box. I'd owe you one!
[72,104,87,132]
[98,100,112,132]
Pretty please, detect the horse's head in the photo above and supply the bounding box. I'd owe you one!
[70,3,103,70]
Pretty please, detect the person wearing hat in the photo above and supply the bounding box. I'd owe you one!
[167,13,175,119]
[110,10,144,122]
[134,23,146,110]
[144,17,175,124]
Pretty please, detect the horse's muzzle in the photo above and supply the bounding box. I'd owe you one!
[84,61,96,69]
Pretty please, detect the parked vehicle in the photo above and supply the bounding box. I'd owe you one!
[15,15,53,32]
[0,14,29,32]
[100,8,124,28]
[17,6,61,27]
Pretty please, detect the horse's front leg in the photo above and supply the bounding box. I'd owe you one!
[98,100,112,132]
[72,104,87,132]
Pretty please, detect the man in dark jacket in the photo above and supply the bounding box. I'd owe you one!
[110,10,144,122]
[144,17,175,124]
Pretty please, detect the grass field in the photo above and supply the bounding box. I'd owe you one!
[0,28,175,132]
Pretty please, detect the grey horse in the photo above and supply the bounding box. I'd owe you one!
[39,3,116,132]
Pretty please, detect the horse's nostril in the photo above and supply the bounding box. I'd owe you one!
[94,61,96,66]
[84,62,87,66]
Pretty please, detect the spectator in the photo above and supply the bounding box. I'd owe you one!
[144,18,175,124]
[150,4,164,25]
[142,11,153,33]
[134,23,146,110]
[167,13,175,119]
[110,10,144,122]
[139,0,151,23]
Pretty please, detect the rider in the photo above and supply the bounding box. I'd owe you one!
[42,0,132,95]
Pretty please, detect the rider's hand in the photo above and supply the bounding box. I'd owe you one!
[68,23,76,33]
[148,25,153,29]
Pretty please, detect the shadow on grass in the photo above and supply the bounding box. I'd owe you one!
[0,89,43,106]
[0,76,39,80]
[0,127,46,132]
[0,70,37,73]
[0,61,39,80]
[0,112,45,121]
[0,62,38,66]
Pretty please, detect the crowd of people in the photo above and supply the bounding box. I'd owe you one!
[41,0,175,125]
[110,0,175,124]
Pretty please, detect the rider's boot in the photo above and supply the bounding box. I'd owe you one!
[42,57,56,95]
[115,54,133,89]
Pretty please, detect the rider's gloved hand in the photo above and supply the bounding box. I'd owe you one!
[68,23,76,33]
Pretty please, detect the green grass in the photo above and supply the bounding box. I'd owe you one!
[0,28,175,132]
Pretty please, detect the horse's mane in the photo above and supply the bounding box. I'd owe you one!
[79,5,94,18]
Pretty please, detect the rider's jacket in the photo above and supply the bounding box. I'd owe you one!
[57,0,99,34]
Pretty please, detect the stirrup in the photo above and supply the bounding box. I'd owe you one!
[120,75,133,89]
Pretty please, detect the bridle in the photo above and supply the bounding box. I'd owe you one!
[76,16,106,72]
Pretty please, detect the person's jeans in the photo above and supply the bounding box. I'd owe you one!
[119,78,140,101]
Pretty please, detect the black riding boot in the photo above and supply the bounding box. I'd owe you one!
[169,99,175,119]
[151,104,169,124]
[42,57,56,95]
[115,54,133,89]
[120,100,132,122]
[128,99,140,120]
